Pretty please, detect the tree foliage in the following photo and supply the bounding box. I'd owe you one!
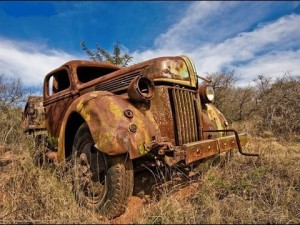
[207,71,300,139]
[0,72,26,145]
[255,74,300,137]
[0,72,25,106]
[80,41,133,67]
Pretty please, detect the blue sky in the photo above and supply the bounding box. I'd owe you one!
[0,1,299,87]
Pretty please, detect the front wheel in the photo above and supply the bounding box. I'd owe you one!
[72,123,133,219]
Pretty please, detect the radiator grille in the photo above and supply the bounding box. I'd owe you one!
[95,71,140,92]
[170,88,199,145]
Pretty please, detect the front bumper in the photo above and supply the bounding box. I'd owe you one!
[184,132,247,164]
[164,129,258,166]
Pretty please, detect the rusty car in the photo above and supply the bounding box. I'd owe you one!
[22,55,258,219]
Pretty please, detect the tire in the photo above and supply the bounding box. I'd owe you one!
[72,123,133,219]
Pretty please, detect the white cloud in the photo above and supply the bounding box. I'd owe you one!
[132,5,300,85]
[236,50,300,86]
[153,1,226,50]
[192,14,300,76]
[0,37,76,86]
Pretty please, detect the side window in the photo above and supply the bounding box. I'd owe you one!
[48,69,70,96]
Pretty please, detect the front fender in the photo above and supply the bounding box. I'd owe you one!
[206,104,228,130]
[201,104,229,138]
[57,91,158,162]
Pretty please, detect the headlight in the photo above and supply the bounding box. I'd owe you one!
[198,84,215,103]
[127,75,155,102]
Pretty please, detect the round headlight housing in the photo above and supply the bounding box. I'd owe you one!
[199,84,215,103]
[127,75,155,102]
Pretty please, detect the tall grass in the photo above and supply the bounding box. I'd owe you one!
[0,133,108,224]
[0,109,299,223]
[138,137,300,224]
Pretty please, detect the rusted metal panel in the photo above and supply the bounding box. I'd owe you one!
[185,139,219,164]
[22,96,46,133]
[218,134,248,153]
[149,86,176,145]
[185,133,248,164]
[218,135,239,153]
[56,91,159,162]
[201,104,229,139]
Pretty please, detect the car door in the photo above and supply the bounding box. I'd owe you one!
[43,67,76,137]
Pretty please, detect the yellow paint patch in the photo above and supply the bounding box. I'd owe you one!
[138,144,147,155]
[206,104,223,130]
[90,92,98,98]
[76,100,90,122]
[109,101,123,118]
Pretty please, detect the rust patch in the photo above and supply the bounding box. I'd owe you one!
[22,96,46,133]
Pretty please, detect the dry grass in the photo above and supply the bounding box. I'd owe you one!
[140,137,299,224]
[0,136,108,224]
[0,119,299,224]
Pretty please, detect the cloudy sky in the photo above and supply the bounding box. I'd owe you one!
[0,1,299,87]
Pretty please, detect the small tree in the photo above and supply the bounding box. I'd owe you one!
[0,72,28,106]
[254,73,300,138]
[0,72,27,145]
[206,70,257,122]
[80,41,133,67]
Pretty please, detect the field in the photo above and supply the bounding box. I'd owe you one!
[0,72,299,224]
[0,122,299,224]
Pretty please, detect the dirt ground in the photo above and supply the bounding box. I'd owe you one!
[111,166,200,224]
[111,181,200,224]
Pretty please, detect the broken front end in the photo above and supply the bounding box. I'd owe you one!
[123,56,258,167]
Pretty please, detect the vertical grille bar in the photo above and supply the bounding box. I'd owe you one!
[185,91,192,143]
[172,90,183,145]
[188,92,198,141]
[178,90,188,143]
[170,88,199,145]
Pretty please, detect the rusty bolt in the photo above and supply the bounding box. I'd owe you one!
[124,109,134,118]
[158,149,165,155]
[129,123,137,133]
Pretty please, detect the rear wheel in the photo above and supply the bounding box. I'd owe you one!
[72,123,133,219]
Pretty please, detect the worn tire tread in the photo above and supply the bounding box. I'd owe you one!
[72,123,133,219]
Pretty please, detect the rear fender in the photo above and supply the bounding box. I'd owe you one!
[57,91,158,162]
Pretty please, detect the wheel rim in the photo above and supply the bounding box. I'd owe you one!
[74,140,107,205]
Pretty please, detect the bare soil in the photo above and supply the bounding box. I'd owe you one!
[111,167,201,224]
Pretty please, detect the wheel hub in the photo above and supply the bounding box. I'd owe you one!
[77,153,104,199]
